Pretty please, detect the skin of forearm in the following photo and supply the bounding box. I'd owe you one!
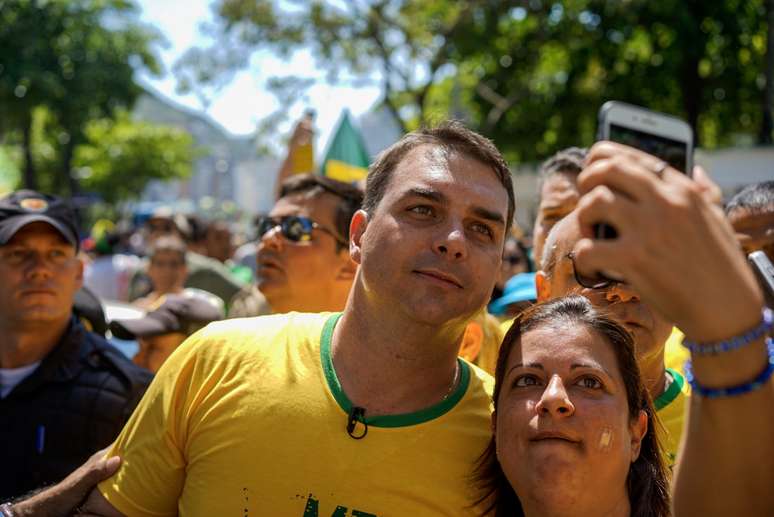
[673,335,774,516]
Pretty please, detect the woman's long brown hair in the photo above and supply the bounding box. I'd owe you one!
[472,295,671,517]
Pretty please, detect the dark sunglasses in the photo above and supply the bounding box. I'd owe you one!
[567,251,618,290]
[256,215,347,247]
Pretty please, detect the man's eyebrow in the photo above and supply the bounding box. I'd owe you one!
[472,206,505,226]
[402,187,505,225]
[403,187,445,203]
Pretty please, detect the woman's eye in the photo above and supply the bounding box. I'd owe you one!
[514,375,540,388]
[408,205,434,216]
[577,376,602,389]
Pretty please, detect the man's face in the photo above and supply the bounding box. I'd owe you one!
[0,222,83,326]
[256,191,353,313]
[205,223,233,263]
[148,250,187,294]
[537,215,673,364]
[353,145,509,327]
[532,172,580,265]
[728,207,774,262]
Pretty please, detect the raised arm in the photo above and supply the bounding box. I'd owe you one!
[572,141,774,516]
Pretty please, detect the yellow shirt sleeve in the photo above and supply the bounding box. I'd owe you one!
[98,329,209,516]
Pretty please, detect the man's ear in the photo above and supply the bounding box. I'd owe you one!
[459,322,484,362]
[629,410,648,462]
[349,210,369,265]
[535,270,551,302]
[335,256,358,281]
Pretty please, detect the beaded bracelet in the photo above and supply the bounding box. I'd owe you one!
[682,307,772,355]
[684,337,774,398]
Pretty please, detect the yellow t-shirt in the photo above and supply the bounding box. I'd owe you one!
[664,328,689,377]
[653,368,690,467]
[99,312,494,516]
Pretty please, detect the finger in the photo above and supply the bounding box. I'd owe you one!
[570,238,640,286]
[691,165,723,206]
[575,184,640,239]
[586,140,667,167]
[578,155,666,201]
[585,141,641,164]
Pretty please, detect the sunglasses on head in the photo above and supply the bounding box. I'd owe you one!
[567,251,618,290]
[256,215,347,247]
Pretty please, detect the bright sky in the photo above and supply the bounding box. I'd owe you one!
[134,0,383,153]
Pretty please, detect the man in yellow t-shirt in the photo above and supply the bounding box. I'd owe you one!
[80,122,516,516]
[536,212,688,465]
[96,312,493,515]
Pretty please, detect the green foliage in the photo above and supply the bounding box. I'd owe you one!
[73,112,197,204]
[175,0,476,132]
[0,0,162,191]
[179,0,772,165]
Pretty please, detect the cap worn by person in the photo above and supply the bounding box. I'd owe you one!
[110,293,224,340]
[488,272,538,316]
[0,190,79,250]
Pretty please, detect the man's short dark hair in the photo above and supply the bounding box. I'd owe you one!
[279,174,364,251]
[725,181,774,216]
[363,120,515,233]
[537,147,587,192]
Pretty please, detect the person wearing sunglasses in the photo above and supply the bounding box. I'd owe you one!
[239,173,363,315]
[535,209,687,467]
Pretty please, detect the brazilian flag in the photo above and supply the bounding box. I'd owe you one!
[320,110,370,183]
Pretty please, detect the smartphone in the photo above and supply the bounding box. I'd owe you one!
[595,101,695,238]
[749,251,774,308]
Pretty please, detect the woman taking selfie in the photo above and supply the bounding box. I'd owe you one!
[474,295,670,517]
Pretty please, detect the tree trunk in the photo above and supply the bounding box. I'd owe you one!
[62,137,79,197]
[21,114,37,190]
[759,0,774,145]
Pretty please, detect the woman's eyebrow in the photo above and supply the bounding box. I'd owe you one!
[506,362,543,377]
[570,362,614,379]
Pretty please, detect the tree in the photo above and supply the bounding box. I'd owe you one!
[177,0,772,164]
[175,0,487,133]
[71,111,197,204]
[0,0,161,192]
[449,0,771,161]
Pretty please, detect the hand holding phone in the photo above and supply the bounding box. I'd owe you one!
[595,101,694,239]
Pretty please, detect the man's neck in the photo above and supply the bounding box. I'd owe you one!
[639,349,669,400]
[331,288,470,418]
[0,318,70,369]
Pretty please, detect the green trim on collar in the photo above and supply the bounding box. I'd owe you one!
[654,368,685,411]
[320,313,470,428]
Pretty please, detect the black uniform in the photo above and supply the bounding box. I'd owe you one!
[0,318,152,499]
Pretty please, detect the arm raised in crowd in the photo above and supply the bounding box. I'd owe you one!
[571,141,774,516]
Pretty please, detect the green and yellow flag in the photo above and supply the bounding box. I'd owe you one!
[320,110,370,183]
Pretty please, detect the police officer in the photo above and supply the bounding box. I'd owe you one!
[0,190,151,500]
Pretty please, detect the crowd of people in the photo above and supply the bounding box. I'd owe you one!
[0,119,772,516]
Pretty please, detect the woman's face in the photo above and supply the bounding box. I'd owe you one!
[495,323,647,514]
